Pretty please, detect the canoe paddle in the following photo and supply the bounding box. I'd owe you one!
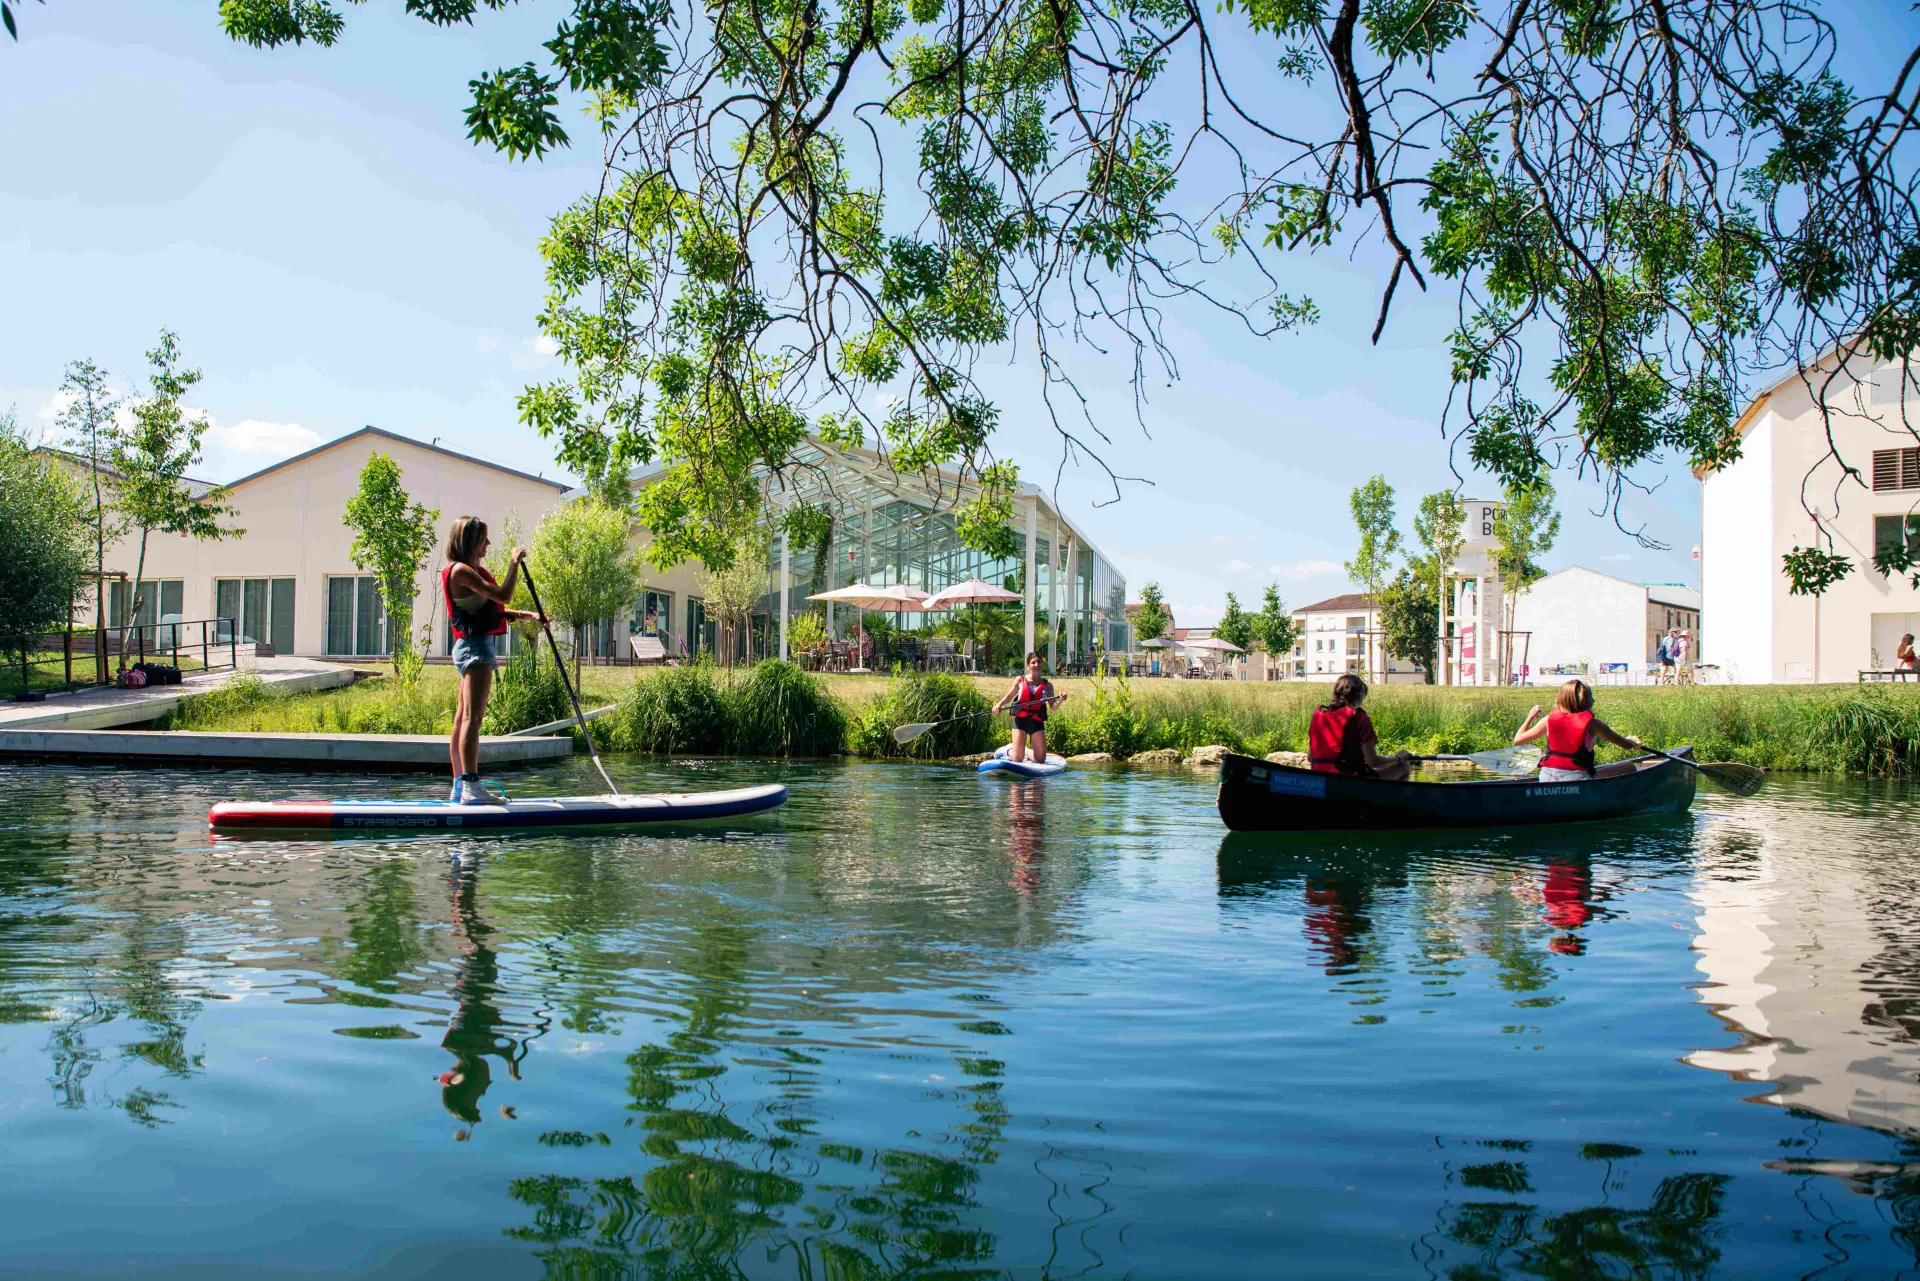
[1414,747,1542,777]
[520,561,621,797]
[1643,746,1765,797]
[894,694,1066,746]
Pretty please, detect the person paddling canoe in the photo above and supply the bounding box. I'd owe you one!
[1513,679,1642,782]
[443,516,546,805]
[993,652,1067,763]
[1308,674,1411,781]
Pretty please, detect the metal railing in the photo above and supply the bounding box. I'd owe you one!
[5,619,237,697]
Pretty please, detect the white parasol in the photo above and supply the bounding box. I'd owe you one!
[807,583,930,672]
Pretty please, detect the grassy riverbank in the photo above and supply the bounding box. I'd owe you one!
[155,662,1920,776]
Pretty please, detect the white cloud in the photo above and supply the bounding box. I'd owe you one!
[208,418,323,455]
[1225,558,1253,573]
[1178,603,1222,625]
[1269,559,1342,577]
[476,333,500,353]
[1600,553,1632,564]
[509,334,562,369]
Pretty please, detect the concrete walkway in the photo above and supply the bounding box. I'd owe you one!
[0,656,357,731]
[0,728,572,769]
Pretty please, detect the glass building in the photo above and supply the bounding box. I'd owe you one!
[751,437,1129,665]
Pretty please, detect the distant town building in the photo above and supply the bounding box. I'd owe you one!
[1511,567,1701,682]
[1284,593,1425,684]
[1699,353,1920,682]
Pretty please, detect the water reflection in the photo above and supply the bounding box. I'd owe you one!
[1688,783,1920,1142]
[4,761,1920,1275]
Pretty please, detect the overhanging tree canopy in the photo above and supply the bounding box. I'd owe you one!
[207,0,1919,583]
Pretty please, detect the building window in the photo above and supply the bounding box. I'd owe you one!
[110,579,186,646]
[686,597,711,656]
[1877,514,1920,562]
[215,578,295,653]
[1872,448,1920,492]
[326,575,387,656]
[638,590,674,638]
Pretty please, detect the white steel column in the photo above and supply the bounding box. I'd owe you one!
[1023,498,1037,657]
[1047,517,1059,672]
[1065,535,1078,659]
[779,524,790,661]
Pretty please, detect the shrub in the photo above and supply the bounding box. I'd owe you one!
[850,669,994,759]
[158,671,268,728]
[608,662,728,754]
[482,650,575,735]
[723,660,846,756]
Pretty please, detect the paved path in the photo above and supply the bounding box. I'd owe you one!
[0,657,357,731]
[0,728,571,769]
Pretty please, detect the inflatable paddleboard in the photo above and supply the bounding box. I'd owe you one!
[977,744,1068,779]
[209,783,788,833]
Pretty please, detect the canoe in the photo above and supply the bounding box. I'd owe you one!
[1215,750,1695,832]
[208,783,789,833]
[978,745,1068,779]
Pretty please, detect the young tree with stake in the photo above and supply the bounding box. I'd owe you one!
[1490,477,1561,684]
[0,412,91,696]
[1249,586,1300,681]
[1346,477,1401,681]
[530,499,644,681]
[342,452,440,680]
[106,331,240,671]
[55,360,127,640]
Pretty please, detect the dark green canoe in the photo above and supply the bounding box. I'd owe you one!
[1215,749,1697,832]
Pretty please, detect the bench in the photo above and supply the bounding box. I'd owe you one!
[630,634,668,666]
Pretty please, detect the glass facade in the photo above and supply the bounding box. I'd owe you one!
[749,442,1127,662]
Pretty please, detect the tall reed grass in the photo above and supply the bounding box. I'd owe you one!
[604,659,845,756]
[847,671,994,759]
[1038,676,1920,774]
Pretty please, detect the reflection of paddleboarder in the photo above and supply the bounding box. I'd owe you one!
[1006,783,1044,895]
[439,853,523,1140]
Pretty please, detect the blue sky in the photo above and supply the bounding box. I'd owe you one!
[0,2,1786,626]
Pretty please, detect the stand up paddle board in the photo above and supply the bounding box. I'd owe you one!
[209,783,788,833]
[977,744,1067,779]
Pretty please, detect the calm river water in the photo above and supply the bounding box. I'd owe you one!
[1,758,1918,1278]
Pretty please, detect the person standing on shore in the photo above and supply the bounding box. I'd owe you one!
[443,517,545,804]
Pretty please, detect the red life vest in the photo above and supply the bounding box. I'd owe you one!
[1542,709,1596,773]
[1308,705,1371,775]
[443,563,508,639]
[1014,677,1051,721]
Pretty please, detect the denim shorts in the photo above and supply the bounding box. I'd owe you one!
[452,632,498,674]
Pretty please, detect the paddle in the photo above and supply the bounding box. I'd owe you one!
[1413,747,1542,777]
[1644,746,1765,797]
[893,694,1065,746]
[520,561,621,797]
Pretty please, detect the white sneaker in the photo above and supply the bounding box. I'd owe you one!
[458,778,507,806]
[448,781,461,802]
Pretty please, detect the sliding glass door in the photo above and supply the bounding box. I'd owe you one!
[325,576,387,656]
[216,578,296,653]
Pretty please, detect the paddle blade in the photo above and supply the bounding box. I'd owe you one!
[1696,760,1765,797]
[893,723,935,745]
[1468,746,1542,776]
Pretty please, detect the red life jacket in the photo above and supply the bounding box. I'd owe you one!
[443,563,508,639]
[1014,677,1051,721]
[1308,705,1370,775]
[1542,709,1596,773]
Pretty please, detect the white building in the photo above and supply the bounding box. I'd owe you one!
[1700,353,1920,682]
[1510,567,1701,682]
[1282,593,1425,683]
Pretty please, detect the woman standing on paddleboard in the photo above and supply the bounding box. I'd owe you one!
[993,652,1066,764]
[444,517,545,804]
